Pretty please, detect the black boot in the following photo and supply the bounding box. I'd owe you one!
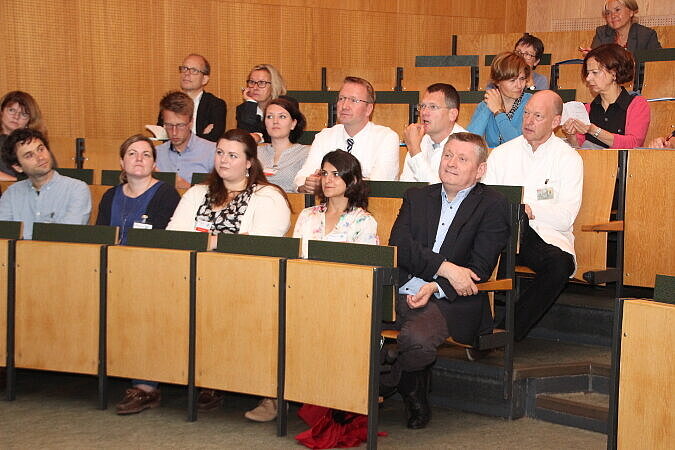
[398,367,431,429]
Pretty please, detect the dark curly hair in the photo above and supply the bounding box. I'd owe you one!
[582,43,635,85]
[318,150,369,211]
[1,127,52,169]
[206,129,288,207]
[265,97,307,143]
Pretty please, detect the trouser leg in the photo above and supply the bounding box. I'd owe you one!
[515,224,575,341]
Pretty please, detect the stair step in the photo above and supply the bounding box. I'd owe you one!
[535,392,608,433]
[537,392,608,420]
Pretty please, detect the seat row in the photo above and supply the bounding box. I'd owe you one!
[0,224,398,448]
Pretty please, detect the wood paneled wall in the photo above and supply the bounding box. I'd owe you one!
[0,0,525,153]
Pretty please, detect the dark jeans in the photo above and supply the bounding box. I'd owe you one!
[515,223,575,341]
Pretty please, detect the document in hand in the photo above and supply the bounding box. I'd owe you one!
[562,101,590,125]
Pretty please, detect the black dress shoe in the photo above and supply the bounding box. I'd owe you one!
[399,368,431,429]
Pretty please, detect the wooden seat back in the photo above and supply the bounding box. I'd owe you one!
[624,149,675,288]
[0,222,20,367]
[644,100,674,145]
[365,181,426,245]
[324,66,398,91]
[285,255,390,414]
[617,299,675,448]
[195,236,300,397]
[640,61,675,99]
[556,64,593,103]
[14,224,116,375]
[573,149,620,279]
[285,193,312,237]
[402,66,474,92]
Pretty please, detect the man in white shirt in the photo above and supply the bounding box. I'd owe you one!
[293,76,400,193]
[400,83,466,183]
[157,54,227,143]
[482,90,583,341]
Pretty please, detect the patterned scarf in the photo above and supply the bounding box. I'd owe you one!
[196,184,254,234]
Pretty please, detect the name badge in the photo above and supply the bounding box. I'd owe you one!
[132,222,153,229]
[324,232,348,243]
[194,219,212,233]
[537,186,554,200]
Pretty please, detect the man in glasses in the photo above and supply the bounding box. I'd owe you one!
[293,76,400,193]
[157,54,226,143]
[400,83,466,182]
[155,91,216,189]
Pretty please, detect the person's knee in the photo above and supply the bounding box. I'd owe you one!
[538,251,575,283]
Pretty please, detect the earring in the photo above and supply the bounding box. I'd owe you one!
[246,168,250,177]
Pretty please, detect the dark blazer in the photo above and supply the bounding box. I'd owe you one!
[389,182,510,344]
[157,91,227,143]
[96,181,181,230]
[591,23,661,54]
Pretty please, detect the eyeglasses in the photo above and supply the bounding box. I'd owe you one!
[515,50,537,60]
[163,122,189,130]
[416,103,449,112]
[178,65,207,75]
[5,107,29,119]
[247,79,272,88]
[319,169,341,178]
[337,96,371,105]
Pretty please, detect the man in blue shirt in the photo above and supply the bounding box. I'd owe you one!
[155,91,216,189]
[387,132,510,429]
[0,129,91,239]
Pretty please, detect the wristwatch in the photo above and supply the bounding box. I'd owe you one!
[592,127,601,138]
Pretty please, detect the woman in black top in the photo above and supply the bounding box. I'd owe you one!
[96,134,180,244]
[235,64,288,143]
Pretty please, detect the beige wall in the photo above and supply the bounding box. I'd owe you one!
[0,0,526,151]
[527,0,675,32]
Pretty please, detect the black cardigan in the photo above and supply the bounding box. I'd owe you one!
[96,181,181,229]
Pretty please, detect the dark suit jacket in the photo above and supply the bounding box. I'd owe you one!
[591,23,661,54]
[157,91,227,143]
[389,182,510,344]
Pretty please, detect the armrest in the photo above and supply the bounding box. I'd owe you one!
[581,220,624,232]
[476,279,512,291]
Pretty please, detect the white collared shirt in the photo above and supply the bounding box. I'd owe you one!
[399,122,467,183]
[293,121,400,190]
[191,91,204,135]
[482,134,583,261]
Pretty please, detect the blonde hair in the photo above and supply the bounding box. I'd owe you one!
[603,0,639,15]
[250,64,287,99]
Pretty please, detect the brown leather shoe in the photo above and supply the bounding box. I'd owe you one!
[197,389,224,411]
[116,387,161,415]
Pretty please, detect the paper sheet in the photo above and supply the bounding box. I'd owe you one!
[562,101,590,125]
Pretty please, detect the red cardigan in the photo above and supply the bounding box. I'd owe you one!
[576,95,650,149]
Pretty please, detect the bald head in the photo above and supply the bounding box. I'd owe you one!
[522,90,563,151]
[532,90,563,115]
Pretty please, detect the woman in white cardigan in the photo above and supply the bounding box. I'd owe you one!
[167,128,290,243]
[167,128,290,410]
